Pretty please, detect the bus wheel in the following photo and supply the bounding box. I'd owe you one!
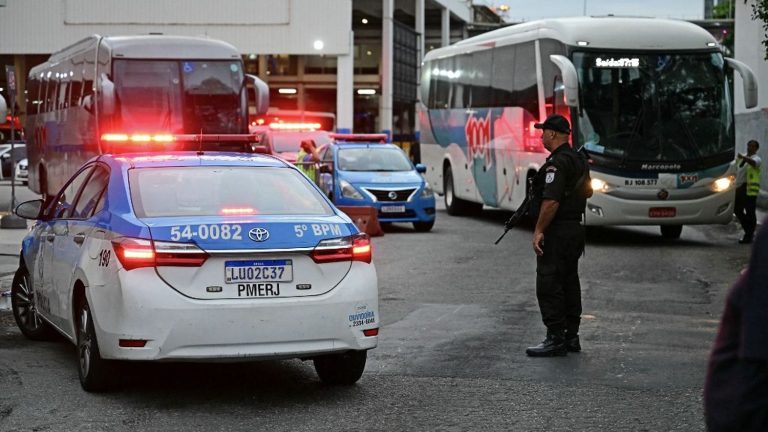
[444,166,481,216]
[660,225,682,239]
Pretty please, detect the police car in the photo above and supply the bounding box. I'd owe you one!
[317,135,436,231]
[11,152,378,391]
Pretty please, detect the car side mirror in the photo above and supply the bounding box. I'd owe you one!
[415,163,427,174]
[14,199,44,220]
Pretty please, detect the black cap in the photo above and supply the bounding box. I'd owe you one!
[534,114,571,134]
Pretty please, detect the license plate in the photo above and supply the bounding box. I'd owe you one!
[381,205,405,213]
[225,259,293,284]
[649,207,676,218]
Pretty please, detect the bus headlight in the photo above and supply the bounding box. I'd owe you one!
[421,181,434,198]
[590,178,609,193]
[340,179,364,200]
[710,175,734,192]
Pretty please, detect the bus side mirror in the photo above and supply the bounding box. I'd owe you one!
[550,55,580,109]
[246,74,269,116]
[0,95,7,120]
[725,58,758,109]
[100,73,116,116]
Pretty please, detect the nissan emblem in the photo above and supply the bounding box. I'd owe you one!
[388,191,398,200]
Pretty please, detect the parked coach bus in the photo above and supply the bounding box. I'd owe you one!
[24,35,269,199]
[419,17,757,238]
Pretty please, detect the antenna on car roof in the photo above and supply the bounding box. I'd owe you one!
[197,129,204,155]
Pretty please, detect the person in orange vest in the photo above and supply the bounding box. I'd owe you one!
[734,140,762,244]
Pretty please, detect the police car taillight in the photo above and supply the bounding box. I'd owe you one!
[311,233,372,264]
[112,238,208,270]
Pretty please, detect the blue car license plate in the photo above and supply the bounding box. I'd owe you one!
[225,259,293,284]
[381,205,405,213]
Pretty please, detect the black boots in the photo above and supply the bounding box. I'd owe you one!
[526,333,567,357]
[565,334,581,352]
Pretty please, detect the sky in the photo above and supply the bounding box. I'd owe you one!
[479,0,706,22]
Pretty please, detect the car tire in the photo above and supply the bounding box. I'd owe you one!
[413,220,435,232]
[11,267,56,341]
[660,225,683,239]
[77,298,118,392]
[314,350,367,385]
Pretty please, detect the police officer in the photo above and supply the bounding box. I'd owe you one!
[526,114,590,357]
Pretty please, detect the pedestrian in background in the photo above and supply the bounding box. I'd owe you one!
[734,140,761,244]
[524,114,591,357]
[297,139,321,182]
[704,218,768,431]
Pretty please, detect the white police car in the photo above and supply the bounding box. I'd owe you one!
[11,152,378,391]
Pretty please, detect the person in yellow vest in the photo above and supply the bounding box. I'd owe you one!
[735,140,762,244]
[297,139,321,183]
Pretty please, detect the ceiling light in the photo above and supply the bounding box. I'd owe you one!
[313,40,324,50]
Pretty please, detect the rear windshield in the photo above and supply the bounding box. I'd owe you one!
[129,166,334,217]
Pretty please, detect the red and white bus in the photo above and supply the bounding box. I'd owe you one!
[24,34,269,198]
[419,17,757,238]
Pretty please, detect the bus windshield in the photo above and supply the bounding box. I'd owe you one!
[113,59,244,134]
[573,51,733,163]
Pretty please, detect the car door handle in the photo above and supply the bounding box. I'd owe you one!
[73,234,86,245]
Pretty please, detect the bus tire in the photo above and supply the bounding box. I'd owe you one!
[444,165,481,216]
[660,225,682,239]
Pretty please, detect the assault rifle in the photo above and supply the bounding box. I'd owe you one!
[494,178,534,245]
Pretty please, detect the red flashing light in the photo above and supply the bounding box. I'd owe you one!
[220,207,257,215]
[363,328,379,337]
[102,133,176,143]
[119,339,148,348]
[311,233,372,264]
[269,122,321,131]
[112,238,208,270]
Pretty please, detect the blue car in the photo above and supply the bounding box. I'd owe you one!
[11,151,378,391]
[317,136,436,232]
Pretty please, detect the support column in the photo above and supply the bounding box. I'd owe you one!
[336,31,354,133]
[414,0,425,139]
[380,0,393,141]
[441,7,450,47]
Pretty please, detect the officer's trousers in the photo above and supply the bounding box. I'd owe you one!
[536,221,585,336]
[734,184,757,237]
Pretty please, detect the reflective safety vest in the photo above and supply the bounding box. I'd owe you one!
[746,163,761,197]
[296,149,317,183]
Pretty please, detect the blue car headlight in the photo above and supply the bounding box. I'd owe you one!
[420,181,434,198]
[340,179,364,200]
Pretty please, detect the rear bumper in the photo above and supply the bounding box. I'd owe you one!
[88,263,379,361]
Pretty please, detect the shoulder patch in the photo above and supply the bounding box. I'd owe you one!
[545,172,555,183]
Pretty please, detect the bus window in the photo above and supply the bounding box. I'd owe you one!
[26,78,40,115]
[513,42,539,117]
[491,45,515,107]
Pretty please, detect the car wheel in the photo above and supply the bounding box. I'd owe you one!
[77,298,118,392]
[11,267,55,341]
[314,350,367,385]
[413,220,435,232]
[660,225,682,239]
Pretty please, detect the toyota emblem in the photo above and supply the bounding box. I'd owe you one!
[388,191,398,200]
[248,228,270,242]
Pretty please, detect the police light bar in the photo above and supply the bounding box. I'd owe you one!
[101,133,259,143]
[331,133,388,143]
[268,122,321,131]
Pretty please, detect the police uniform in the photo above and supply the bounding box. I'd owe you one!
[536,143,587,331]
[526,114,590,357]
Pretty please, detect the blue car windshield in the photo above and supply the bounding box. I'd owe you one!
[337,147,413,172]
[129,166,334,217]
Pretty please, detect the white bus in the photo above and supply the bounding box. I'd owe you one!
[419,17,757,238]
[24,35,269,198]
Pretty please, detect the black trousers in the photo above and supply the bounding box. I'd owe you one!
[735,184,758,237]
[536,221,585,336]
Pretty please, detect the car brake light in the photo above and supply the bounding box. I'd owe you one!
[311,233,372,264]
[220,207,257,215]
[112,238,208,270]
